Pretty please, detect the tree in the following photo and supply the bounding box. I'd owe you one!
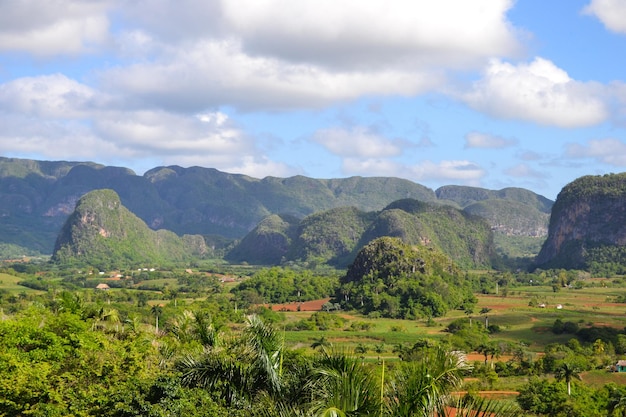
[151,304,163,335]
[607,384,626,417]
[555,362,581,396]
[307,348,382,416]
[387,347,521,417]
[311,335,331,351]
[476,343,498,367]
[177,314,284,407]
[387,348,465,416]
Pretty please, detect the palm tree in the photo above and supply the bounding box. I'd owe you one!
[555,362,581,396]
[177,314,284,407]
[387,347,465,417]
[123,315,142,337]
[243,314,284,396]
[169,310,195,343]
[386,347,521,417]
[178,349,255,406]
[476,343,491,367]
[91,307,120,331]
[194,310,222,348]
[311,335,331,351]
[258,344,520,417]
[306,348,382,416]
[151,304,163,335]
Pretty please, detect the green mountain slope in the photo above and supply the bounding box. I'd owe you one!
[52,189,207,270]
[229,198,497,269]
[225,214,300,265]
[0,156,553,261]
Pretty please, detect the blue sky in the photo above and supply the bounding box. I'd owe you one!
[1,0,626,200]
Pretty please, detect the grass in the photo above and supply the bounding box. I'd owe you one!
[0,272,41,293]
[276,283,626,357]
[581,369,626,388]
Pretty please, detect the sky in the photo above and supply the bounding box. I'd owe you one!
[1,1,626,200]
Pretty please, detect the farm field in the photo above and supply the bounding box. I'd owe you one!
[0,272,43,294]
[276,283,626,354]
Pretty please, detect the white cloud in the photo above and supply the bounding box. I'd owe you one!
[341,158,403,178]
[0,74,99,118]
[221,0,521,70]
[504,163,544,178]
[121,0,521,68]
[409,160,486,182]
[464,131,517,149]
[159,153,297,179]
[0,0,111,55]
[0,112,119,160]
[461,57,609,127]
[312,126,408,158]
[0,72,295,175]
[565,138,626,166]
[583,0,626,34]
[99,0,524,111]
[341,158,485,183]
[101,40,443,112]
[94,110,252,156]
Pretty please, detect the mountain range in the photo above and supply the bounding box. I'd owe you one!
[0,156,552,264]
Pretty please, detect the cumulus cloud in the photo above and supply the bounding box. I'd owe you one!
[0,73,297,177]
[583,0,626,34]
[98,0,524,111]
[0,113,120,160]
[0,0,111,55]
[460,57,609,127]
[565,138,626,166]
[464,131,518,149]
[312,126,410,158]
[0,74,100,118]
[0,1,525,112]
[221,0,521,70]
[102,40,444,112]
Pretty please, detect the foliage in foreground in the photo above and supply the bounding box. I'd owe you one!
[0,299,523,417]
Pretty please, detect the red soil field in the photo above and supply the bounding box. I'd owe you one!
[269,298,331,312]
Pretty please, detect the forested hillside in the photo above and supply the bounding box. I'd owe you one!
[228,199,497,269]
[0,156,551,261]
[52,189,208,269]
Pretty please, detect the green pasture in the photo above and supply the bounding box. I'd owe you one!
[580,369,626,388]
[0,272,42,294]
[278,283,626,355]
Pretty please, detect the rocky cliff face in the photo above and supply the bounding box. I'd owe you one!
[535,173,626,269]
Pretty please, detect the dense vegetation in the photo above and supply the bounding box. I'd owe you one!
[230,199,498,269]
[338,237,476,319]
[230,267,339,305]
[52,190,208,270]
